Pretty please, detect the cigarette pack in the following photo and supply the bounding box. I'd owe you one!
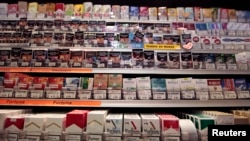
[105,113,123,136]
[86,110,108,134]
[123,114,141,136]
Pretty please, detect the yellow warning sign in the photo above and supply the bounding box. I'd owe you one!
[144,44,181,50]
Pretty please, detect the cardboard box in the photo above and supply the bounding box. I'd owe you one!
[140,114,160,136]
[123,114,141,136]
[157,114,180,136]
[105,113,123,136]
[65,110,89,133]
[87,110,108,134]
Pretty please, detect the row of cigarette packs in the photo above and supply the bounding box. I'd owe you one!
[2,19,250,38]
[1,48,249,70]
[0,109,182,141]
[1,73,250,100]
[1,109,249,141]
[1,1,250,22]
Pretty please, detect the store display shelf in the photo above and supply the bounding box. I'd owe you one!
[0,98,249,107]
[0,67,249,75]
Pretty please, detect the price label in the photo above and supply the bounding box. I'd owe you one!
[227,64,237,70]
[10,62,18,67]
[48,135,61,141]
[85,64,93,68]
[224,44,234,50]
[109,93,121,99]
[18,139,29,141]
[60,62,68,68]
[168,91,181,100]
[34,62,42,67]
[26,135,40,141]
[30,90,44,98]
[238,64,248,71]
[196,91,209,100]
[205,64,215,70]
[163,137,180,141]
[93,93,106,99]
[0,89,13,97]
[88,135,102,141]
[153,93,166,100]
[181,90,195,99]
[46,90,61,99]
[216,64,226,70]
[234,45,245,50]
[8,133,18,141]
[68,134,81,141]
[98,63,105,68]
[123,94,136,100]
[213,44,224,50]
[73,62,81,67]
[237,91,250,99]
[0,61,5,65]
[138,94,150,100]
[21,62,29,67]
[79,94,91,99]
[48,62,56,67]
[63,91,76,99]
[210,91,224,99]
[203,44,213,50]
[14,90,28,98]
[224,91,237,99]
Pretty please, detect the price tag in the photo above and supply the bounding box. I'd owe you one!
[26,135,40,141]
[224,91,237,99]
[181,90,195,99]
[168,91,181,100]
[30,90,44,98]
[18,139,29,141]
[138,94,150,100]
[34,62,42,67]
[10,62,18,67]
[216,64,226,70]
[93,93,106,99]
[48,135,61,141]
[205,64,215,70]
[14,90,28,98]
[63,91,76,99]
[73,62,82,67]
[163,137,180,141]
[8,133,18,141]
[48,62,56,67]
[21,62,29,67]
[140,16,148,21]
[109,93,121,99]
[85,64,93,68]
[227,64,237,70]
[210,91,224,99]
[60,62,68,68]
[0,89,13,97]
[88,135,102,141]
[0,61,5,65]
[213,44,224,50]
[234,44,245,50]
[46,90,61,99]
[68,134,81,141]
[123,94,137,100]
[224,44,234,50]
[153,93,166,100]
[196,91,209,100]
[98,63,105,68]
[79,94,91,99]
[203,44,213,50]
[238,64,248,71]
[237,91,250,99]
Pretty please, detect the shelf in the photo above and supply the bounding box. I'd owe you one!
[0,67,249,75]
[0,99,249,107]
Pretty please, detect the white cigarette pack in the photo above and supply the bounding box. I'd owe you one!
[24,114,47,132]
[105,113,123,136]
[140,114,160,136]
[123,114,141,136]
[87,110,108,134]
[45,114,66,133]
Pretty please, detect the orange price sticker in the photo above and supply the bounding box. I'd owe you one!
[0,99,101,107]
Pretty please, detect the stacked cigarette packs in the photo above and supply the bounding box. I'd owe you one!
[105,113,123,141]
